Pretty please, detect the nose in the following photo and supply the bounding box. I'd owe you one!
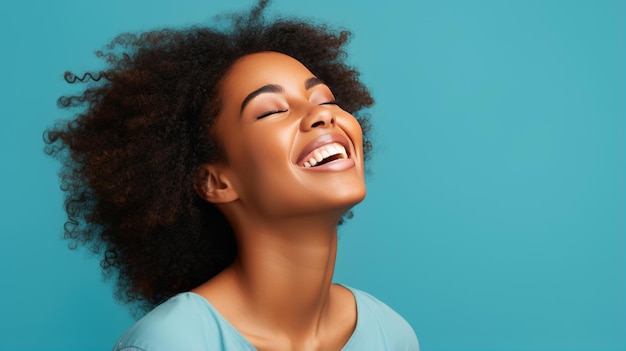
[300,105,336,131]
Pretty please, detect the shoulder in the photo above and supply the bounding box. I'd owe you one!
[112,293,254,351]
[344,286,420,351]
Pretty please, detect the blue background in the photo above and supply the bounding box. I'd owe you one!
[1,0,623,350]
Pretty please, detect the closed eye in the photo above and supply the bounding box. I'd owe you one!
[320,101,337,106]
[257,109,288,119]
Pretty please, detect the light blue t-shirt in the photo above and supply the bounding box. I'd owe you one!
[113,286,419,351]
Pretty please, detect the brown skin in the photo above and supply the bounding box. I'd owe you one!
[192,52,366,350]
[46,11,375,310]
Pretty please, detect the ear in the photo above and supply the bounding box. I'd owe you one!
[194,164,239,204]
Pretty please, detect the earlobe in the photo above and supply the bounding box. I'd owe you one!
[194,164,239,204]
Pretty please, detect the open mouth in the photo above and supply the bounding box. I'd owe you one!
[296,134,353,169]
[301,143,348,168]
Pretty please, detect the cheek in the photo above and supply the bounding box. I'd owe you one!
[228,127,306,214]
[230,125,295,177]
[265,125,295,159]
[340,115,364,152]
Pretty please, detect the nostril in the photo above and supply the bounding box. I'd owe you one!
[311,121,325,128]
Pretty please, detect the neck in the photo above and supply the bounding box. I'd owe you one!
[233,216,339,333]
[195,213,344,347]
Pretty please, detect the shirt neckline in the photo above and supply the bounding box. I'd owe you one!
[184,284,361,350]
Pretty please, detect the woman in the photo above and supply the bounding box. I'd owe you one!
[45,1,419,350]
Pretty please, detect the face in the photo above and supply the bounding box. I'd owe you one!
[212,52,366,221]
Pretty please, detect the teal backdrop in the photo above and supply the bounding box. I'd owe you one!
[1,0,624,350]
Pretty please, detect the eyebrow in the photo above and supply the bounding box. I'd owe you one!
[304,77,325,90]
[240,77,326,113]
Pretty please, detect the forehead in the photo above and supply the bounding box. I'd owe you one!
[219,52,315,99]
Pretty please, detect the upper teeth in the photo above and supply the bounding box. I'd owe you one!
[303,143,348,168]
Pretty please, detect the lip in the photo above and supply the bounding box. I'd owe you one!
[295,133,353,168]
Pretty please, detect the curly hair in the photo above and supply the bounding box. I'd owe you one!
[44,0,374,312]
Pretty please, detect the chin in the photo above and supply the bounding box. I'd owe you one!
[327,183,367,211]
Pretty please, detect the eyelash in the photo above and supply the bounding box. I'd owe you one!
[256,109,287,119]
[256,101,337,119]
